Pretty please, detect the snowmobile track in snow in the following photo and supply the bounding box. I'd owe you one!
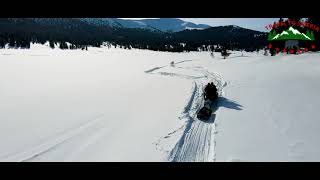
[0,114,106,162]
[144,60,194,73]
[146,61,227,162]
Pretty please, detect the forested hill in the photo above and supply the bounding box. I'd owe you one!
[173,25,268,51]
[0,18,268,52]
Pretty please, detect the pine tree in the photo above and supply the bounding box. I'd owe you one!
[264,48,269,56]
[268,30,277,41]
[0,38,5,48]
[306,29,310,36]
[59,41,68,49]
[8,37,15,48]
[310,31,315,41]
[221,48,230,59]
[308,17,320,50]
[49,41,55,49]
[268,31,273,41]
[305,29,311,40]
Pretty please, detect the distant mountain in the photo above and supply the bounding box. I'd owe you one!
[30,18,78,26]
[78,18,211,32]
[134,18,210,32]
[30,18,210,33]
[77,18,123,28]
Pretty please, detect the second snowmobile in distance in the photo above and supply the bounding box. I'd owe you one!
[197,82,219,121]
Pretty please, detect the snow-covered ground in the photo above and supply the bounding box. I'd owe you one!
[0,44,320,162]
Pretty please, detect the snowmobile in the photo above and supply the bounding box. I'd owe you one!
[197,82,219,121]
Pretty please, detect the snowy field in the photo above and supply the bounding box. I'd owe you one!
[1,43,320,162]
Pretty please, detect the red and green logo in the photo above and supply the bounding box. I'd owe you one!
[268,27,315,41]
[266,20,319,54]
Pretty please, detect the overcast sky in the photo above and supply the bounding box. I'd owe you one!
[120,18,279,32]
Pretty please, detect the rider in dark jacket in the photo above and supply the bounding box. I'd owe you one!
[204,82,218,101]
[197,82,219,120]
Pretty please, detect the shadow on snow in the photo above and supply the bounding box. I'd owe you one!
[201,97,243,124]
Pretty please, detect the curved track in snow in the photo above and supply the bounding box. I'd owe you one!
[0,114,106,162]
[146,61,227,162]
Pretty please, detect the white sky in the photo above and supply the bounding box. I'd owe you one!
[120,18,279,32]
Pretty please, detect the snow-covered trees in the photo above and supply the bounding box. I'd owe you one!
[0,18,269,52]
[59,42,68,49]
[221,49,230,59]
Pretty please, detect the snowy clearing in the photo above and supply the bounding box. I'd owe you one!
[1,44,320,161]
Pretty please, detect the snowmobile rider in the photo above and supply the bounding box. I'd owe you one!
[204,82,218,101]
[196,82,219,120]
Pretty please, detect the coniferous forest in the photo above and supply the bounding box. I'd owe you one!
[0,18,317,52]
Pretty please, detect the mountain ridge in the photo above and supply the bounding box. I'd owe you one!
[78,18,211,32]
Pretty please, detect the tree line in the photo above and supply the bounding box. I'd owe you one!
[4,18,318,53]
